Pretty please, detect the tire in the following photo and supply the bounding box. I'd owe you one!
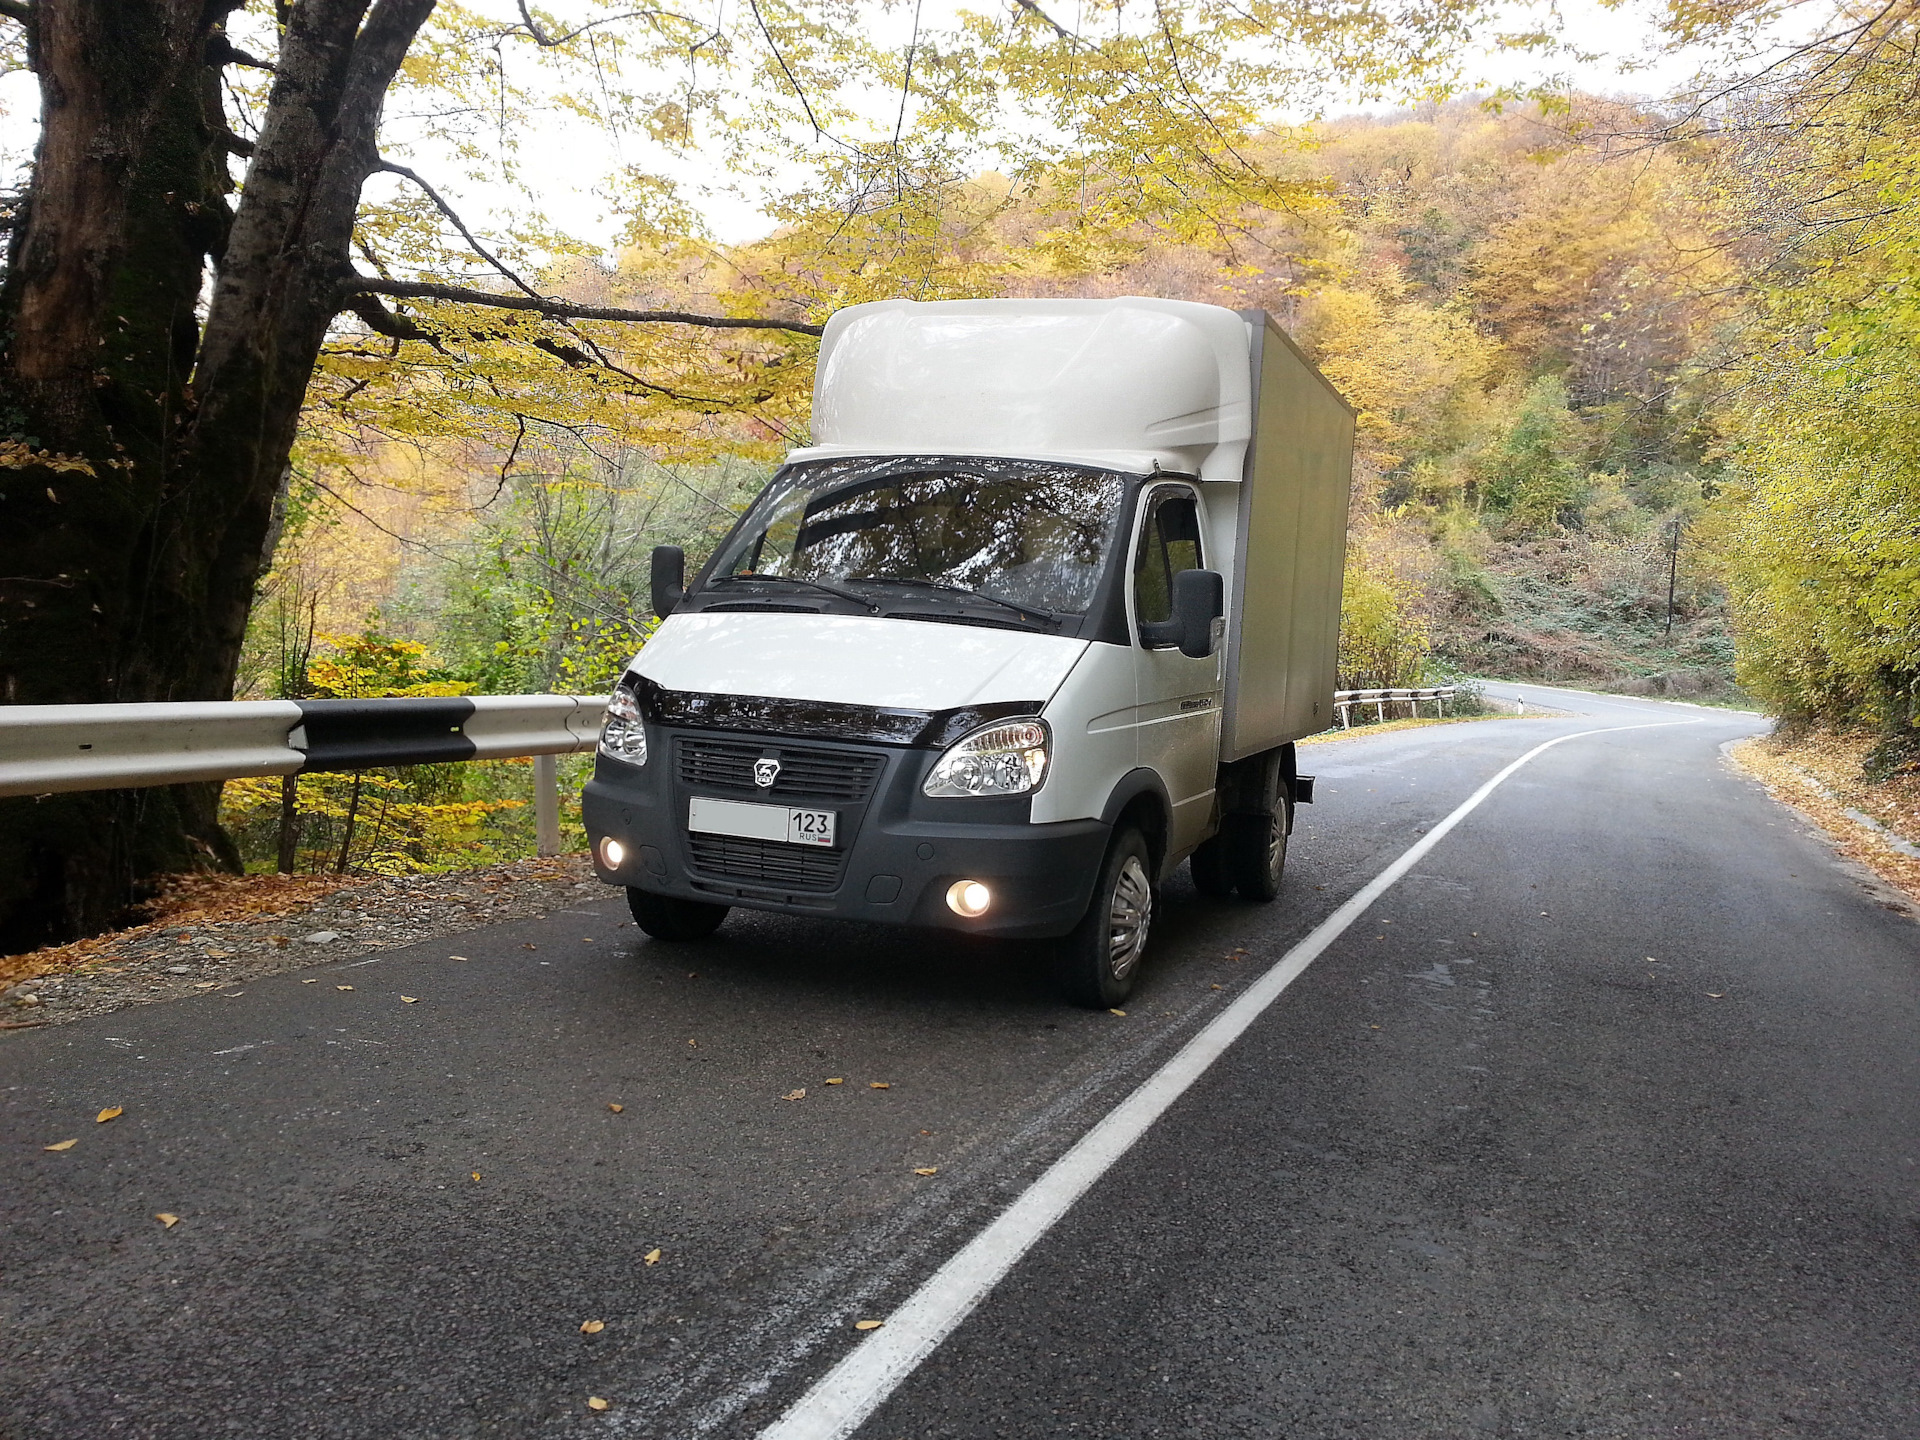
[626,888,729,941]
[1223,808,1288,903]
[1057,828,1155,1008]
[1189,835,1235,897]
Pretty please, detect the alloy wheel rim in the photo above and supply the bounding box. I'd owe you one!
[1106,854,1152,981]
[1267,813,1285,880]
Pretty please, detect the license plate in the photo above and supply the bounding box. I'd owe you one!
[688,796,836,848]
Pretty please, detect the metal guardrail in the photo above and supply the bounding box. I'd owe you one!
[0,695,606,854]
[1332,686,1459,728]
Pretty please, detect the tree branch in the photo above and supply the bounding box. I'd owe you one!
[510,0,694,46]
[375,159,541,299]
[207,32,276,70]
[0,0,30,25]
[340,275,826,335]
[1013,0,1076,43]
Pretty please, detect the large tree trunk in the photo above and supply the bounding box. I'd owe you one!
[0,0,434,951]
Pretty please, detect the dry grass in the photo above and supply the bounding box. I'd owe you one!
[1728,730,1920,904]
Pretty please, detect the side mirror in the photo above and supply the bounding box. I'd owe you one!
[1172,568,1224,658]
[650,545,686,619]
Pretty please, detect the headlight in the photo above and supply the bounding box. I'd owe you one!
[599,682,648,766]
[923,718,1049,798]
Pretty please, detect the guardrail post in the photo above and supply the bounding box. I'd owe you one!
[535,753,561,857]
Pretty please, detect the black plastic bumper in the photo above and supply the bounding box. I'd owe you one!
[581,738,1110,939]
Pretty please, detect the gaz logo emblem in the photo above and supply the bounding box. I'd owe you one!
[753,757,781,789]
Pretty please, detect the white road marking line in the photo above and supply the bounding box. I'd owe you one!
[757,719,1702,1440]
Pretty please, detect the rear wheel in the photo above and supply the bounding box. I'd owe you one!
[1223,808,1288,902]
[626,888,729,941]
[1058,828,1155,1008]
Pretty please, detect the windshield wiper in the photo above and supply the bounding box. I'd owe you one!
[704,572,879,612]
[846,575,1060,627]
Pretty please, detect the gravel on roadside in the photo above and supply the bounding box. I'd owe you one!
[0,855,602,1032]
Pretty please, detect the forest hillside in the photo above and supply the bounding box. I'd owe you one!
[235,35,1919,878]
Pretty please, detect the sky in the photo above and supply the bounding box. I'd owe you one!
[371,0,1725,250]
[0,0,1761,258]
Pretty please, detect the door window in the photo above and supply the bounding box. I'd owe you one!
[1132,488,1204,632]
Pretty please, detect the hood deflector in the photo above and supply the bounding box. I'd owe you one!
[632,676,1041,750]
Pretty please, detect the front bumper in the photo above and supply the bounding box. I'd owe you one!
[581,730,1109,939]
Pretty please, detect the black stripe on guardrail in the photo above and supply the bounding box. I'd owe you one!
[292,698,479,772]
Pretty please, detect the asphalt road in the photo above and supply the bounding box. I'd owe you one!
[4,685,1917,1439]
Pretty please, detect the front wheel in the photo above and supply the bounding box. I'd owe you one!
[1057,828,1155,1008]
[627,888,729,941]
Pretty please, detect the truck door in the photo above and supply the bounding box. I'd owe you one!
[1129,483,1225,858]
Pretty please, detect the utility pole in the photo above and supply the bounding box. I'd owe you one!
[1664,515,1684,637]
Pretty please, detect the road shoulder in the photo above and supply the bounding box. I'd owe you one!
[1,855,596,1030]
[1728,733,1920,910]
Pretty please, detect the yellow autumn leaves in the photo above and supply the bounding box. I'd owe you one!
[45,1104,123,1150]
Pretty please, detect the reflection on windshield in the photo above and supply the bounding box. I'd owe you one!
[705,456,1126,617]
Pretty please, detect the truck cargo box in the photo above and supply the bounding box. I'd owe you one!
[1218,312,1355,760]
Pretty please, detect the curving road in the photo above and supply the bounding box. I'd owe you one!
[4,685,1917,1439]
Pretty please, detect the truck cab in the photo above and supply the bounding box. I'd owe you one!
[582,298,1353,1005]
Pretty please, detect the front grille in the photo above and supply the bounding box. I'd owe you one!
[676,736,884,803]
[686,833,845,892]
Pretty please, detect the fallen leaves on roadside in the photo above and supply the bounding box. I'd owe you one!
[96,1106,122,1124]
[522,943,537,951]
[193,981,219,990]
[587,1396,610,1412]
[782,1089,807,1101]
[608,1103,624,1113]
[868,1082,890,1090]
[471,1171,482,1182]
[302,978,319,984]
[1706,992,1725,999]
[825,1077,843,1085]
[913,1167,938,1176]
[854,1319,884,1331]
[44,1139,76,1152]
[580,1319,605,1334]
[643,1248,662,1265]
[155,1213,179,1229]
[335,985,353,992]
[1108,1009,1126,1017]
[448,955,468,962]
[400,996,419,1004]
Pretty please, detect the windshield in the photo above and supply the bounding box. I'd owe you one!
[702,456,1128,619]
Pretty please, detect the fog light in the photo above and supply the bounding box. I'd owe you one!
[599,836,626,869]
[945,879,991,918]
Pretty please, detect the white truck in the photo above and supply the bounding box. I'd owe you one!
[582,297,1353,1005]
